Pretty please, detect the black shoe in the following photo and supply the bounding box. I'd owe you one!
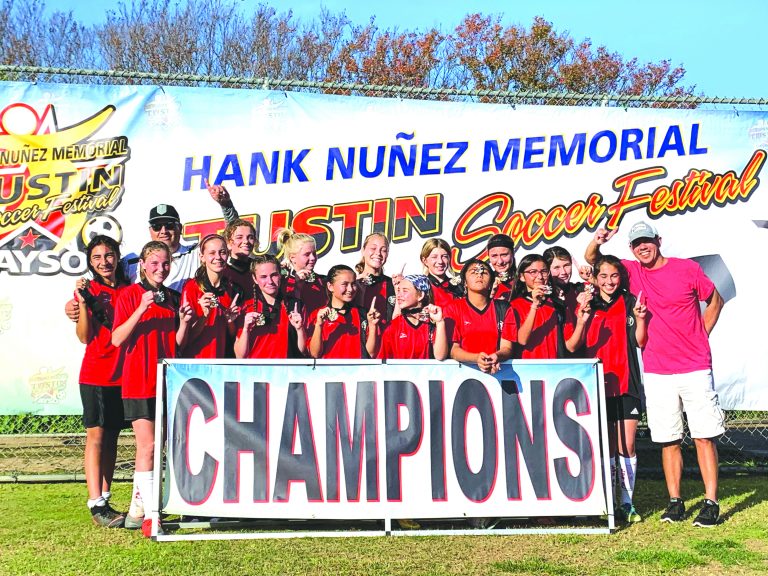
[693,499,720,528]
[660,498,685,523]
[90,504,125,528]
[467,517,500,529]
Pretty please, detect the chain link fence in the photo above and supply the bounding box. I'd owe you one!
[0,66,766,480]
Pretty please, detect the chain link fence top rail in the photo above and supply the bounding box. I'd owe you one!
[0,65,765,479]
[2,64,768,109]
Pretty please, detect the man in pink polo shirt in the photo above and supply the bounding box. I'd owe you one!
[586,221,725,528]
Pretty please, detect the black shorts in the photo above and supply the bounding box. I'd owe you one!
[605,394,642,423]
[123,397,157,422]
[80,384,126,430]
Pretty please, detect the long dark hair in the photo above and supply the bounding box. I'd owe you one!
[86,235,128,286]
[592,254,629,292]
[512,254,547,298]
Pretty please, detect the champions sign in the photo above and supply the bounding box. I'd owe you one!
[161,360,609,521]
[0,81,766,414]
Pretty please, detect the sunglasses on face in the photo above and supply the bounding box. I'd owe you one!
[151,222,179,232]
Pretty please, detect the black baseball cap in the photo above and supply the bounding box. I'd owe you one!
[148,204,181,225]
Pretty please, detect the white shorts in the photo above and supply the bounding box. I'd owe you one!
[643,369,726,443]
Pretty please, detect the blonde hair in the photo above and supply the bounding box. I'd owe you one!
[275,227,316,269]
[138,241,171,282]
[355,232,389,274]
[419,238,455,277]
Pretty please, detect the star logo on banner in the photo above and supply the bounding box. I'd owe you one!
[18,229,39,248]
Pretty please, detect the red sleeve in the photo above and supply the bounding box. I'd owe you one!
[113,285,138,329]
[181,280,205,317]
[501,307,518,343]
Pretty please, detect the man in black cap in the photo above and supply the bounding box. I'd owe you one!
[121,204,198,292]
[486,233,516,300]
[66,186,241,319]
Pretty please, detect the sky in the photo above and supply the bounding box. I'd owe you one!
[41,0,767,99]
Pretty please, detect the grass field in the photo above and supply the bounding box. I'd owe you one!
[2,476,766,576]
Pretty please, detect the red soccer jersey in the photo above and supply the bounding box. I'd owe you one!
[77,280,121,387]
[355,274,393,325]
[180,279,238,359]
[428,275,463,308]
[237,297,293,359]
[223,258,254,295]
[307,306,367,359]
[113,283,177,399]
[510,296,573,359]
[283,273,327,318]
[445,298,517,354]
[492,280,513,300]
[584,295,633,397]
[378,314,434,359]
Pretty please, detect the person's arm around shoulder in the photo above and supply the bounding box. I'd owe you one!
[584,227,618,265]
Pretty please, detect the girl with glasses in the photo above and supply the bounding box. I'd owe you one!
[510,254,590,359]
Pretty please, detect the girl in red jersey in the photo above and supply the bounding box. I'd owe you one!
[511,254,590,359]
[486,233,517,300]
[75,235,129,527]
[276,227,327,316]
[112,241,194,536]
[445,258,515,374]
[222,219,258,294]
[355,232,396,324]
[543,246,594,310]
[420,238,463,308]
[583,255,647,523]
[378,274,449,361]
[308,264,381,359]
[181,234,242,359]
[235,255,307,359]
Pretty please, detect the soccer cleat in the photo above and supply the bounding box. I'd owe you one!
[124,514,144,530]
[660,498,686,523]
[90,504,125,528]
[693,499,720,528]
[617,503,642,523]
[141,518,153,538]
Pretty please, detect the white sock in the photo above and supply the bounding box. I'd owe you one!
[619,454,637,506]
[101,490,111,503]
[87,496,106,509]
[128,476,144,518]
[136,470,155,521]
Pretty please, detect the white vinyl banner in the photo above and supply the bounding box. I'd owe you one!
[0,81,766,413]
[162,360,608,521]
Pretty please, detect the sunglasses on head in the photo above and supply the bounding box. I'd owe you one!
[151,221,179,232]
